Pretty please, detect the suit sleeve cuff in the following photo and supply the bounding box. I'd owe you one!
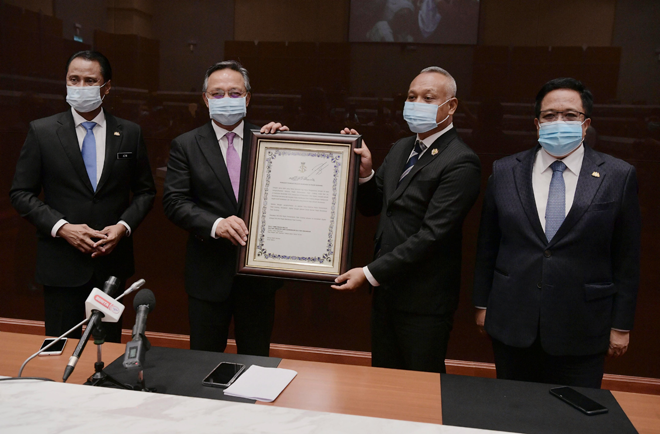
[359,170,375,185]
[211,217,224,239]
[118,221,131,237]
[363,266,380,286]
[52,219,68,238]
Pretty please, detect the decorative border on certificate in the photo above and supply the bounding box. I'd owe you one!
[237,131,361,283]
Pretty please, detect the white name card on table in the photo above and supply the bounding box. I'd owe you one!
[223,365,297,402]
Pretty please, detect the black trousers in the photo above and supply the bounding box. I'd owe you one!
[188,278,277,357]
[371,290,453,373]
[492,336,606,388]
[43,276,123,343]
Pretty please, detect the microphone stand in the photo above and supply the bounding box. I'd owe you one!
[84,321,131,390]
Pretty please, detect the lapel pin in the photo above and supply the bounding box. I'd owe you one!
[114,131,121,136]
[431,148,438,156]
[592,171,600,178]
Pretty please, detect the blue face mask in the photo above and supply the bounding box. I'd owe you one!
[538,120,586,157]
[403,99,451,134]
[208,96,247,126]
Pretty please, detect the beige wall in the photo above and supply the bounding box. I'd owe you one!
[234,0,349,42]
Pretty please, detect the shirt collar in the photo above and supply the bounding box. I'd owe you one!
[71,107,106,127]
[211,120,244,142]
[539,143,584,176]
[417,122,453,149]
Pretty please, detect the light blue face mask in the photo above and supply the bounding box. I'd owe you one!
[403,99,451,134]
[208,96,247,126]
[538,120,586,157]
[66,82,107,113]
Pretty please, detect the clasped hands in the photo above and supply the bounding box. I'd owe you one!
[58,223,126,258]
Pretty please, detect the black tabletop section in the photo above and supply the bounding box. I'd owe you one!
[441,374,637,434]
[101,346,282,404]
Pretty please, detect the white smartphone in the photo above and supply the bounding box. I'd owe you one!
[38,338,68,356]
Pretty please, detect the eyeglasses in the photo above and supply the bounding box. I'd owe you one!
[539,110,586,123]
[206,90,245,99]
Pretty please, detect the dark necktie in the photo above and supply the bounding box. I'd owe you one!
[545,160,567,241]
[399,140,425,185]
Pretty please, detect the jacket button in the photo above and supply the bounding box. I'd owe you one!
[93,198,99,204]
[386,210,392,217]
[544,250,551,258]
[537,282,542,289]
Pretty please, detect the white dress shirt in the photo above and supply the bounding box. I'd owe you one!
[210,121,245,238]
[52,108,131,237]
[532,144,584,231]
[362,123,454,287]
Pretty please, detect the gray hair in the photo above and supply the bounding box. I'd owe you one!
[202,60,251,93]
[420,66,457,97]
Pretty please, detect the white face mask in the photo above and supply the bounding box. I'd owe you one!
[66,82,107,113]
[208,96,247,126]
[403,98,452,133]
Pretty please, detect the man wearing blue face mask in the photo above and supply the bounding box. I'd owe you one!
[473,78,641,388]
[333,66,481,374]
[163,60,288,355]
[10,51,156,341]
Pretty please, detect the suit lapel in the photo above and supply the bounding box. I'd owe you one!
[548,146,604,247]
[197,121,237,207]
[388,129,456,204]
[56,111,95,193]
[96,111,122,194]
[512,147,547,243]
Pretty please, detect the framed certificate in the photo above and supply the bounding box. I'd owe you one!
[237,131,362,282]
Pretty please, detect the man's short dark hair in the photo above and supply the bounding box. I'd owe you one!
[202,60,251,93]
[65,51,112,82]
[534,77,593,119]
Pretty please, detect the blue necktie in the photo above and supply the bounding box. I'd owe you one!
[399,140,425,185]
[81,121,97,191]
[545,160,567,242]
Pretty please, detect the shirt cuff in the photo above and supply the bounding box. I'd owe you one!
[359,170,375,185]
[475,306,487,309]
[211,217,224,239]
[118,220,131,237]
[52,219,68,238]
[611,328,630,332]
[363,266,380,287]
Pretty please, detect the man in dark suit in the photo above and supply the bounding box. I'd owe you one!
[10,51,156,342]
[473,78,641,388]
[333,67,481,373]
[163,61,287,356]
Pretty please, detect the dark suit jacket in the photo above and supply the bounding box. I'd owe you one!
[473,145,641,356]
[10,109,156,287]
[163,121,278,302]
[358,128,481,316]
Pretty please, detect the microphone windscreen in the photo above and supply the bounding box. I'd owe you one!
[133,288,156,312]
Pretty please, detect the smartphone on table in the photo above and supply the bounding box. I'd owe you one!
[202,361,246,388]
[38,338,68,356]
[549,386,608,415]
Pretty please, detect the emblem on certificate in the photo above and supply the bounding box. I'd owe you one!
[237,131,362,282]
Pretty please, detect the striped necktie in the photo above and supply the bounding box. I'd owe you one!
[399,140,425,185]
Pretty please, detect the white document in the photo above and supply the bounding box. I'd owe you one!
[223,365,297,402]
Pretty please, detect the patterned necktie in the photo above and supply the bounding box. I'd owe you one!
[545,160,567,242]
[225,132,240,200]
[399,140,425,185]
[81,121,97,191]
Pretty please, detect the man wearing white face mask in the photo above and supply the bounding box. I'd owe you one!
[10,51,156,341]
[473,78,641,388]
[163,60,288,355]
[333,67,481,373]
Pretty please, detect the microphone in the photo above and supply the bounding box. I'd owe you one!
[63,276,122,382]
[123,289,156,369]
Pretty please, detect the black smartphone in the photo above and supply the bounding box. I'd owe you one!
[38,338,68,356]
[550,386,608,415]
[202,362,246,388]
